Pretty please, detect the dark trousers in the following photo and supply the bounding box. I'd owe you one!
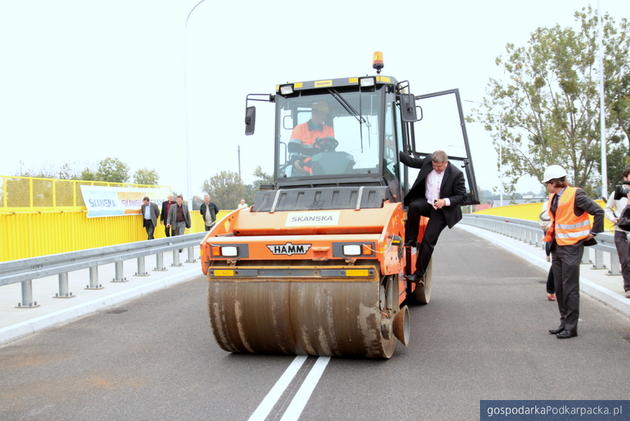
[143,220,155,240]
[164,223,172,237]
[551,243,584,334]
[406,199,448,276]
[613,231,630,292]
[546,267,555,294]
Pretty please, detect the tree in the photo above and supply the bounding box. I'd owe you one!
[474,7,629,196]
[252,166,274,190]
[80,168,97,181]
[133,168,159,185]
[202,171,248,209]
[95,157,129,183]
[57,163,76,180]
[605,144,630,195]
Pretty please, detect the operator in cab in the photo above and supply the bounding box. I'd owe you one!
[288,101,335,175]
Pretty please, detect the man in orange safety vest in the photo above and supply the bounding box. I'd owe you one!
[288,101,336,175]
[542,165,604,339]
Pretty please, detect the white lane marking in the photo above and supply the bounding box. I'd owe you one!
[279,356,331,421]
[248,355,307,421]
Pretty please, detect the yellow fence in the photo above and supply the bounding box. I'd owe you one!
[0,175,230,262]
[0,175,166,210]
[474,200,613,231]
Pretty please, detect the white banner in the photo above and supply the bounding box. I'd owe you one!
[80,185,171,218]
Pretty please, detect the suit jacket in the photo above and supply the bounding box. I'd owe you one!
[399,152,466,228]
[161,200,175,224]
[140,202,160,226]
[199,202,219,224]
[167,203,191,228]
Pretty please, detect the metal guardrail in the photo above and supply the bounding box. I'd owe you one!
[461,214,620,275]
[0,232,206,308]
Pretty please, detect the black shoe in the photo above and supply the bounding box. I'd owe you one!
[548,326,565,335]
[556,330,578,339]
[404,240,417,248]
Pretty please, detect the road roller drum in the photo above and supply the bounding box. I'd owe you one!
[207,264,408,358]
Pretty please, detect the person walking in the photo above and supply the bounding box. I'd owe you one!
[140,197,160,240]
[604,168,630,299]
[161,195,176,237]
[166,195,191,238]
[543,165,604,339]
[200,194,219,232]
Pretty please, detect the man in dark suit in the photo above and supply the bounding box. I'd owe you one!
[161,195,175,237]
[399,150,467,283]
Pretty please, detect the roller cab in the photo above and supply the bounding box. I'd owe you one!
[202,59,478,358]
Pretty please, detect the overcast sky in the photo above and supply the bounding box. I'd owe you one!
[1,0,628,198]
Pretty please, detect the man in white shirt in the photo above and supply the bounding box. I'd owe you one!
[605,168,630,298]
[399,150,467,283]
[140,196,160,240]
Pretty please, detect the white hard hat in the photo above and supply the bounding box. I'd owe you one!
[542,165,567,183]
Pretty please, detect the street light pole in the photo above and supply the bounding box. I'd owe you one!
[499,138,504,207]
[597,0,608,199]
[183,0,207,206]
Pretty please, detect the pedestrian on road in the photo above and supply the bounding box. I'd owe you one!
[237,199,248,209]
[140,196,160,240]
[161,195,176,237]
[200,194,219,232]
[167,195,191,239]
[604,167,630,299]
[539,200,556,301]
[398,149,467,284]
[543,165,604,339]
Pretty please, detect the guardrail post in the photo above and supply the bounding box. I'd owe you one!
[154,252,167,271]
[607,252,620,276]
[135,256,149,277]
[172,248,182,267]
[86,266,103,290]
[16,280,39,308]
[592,249,606,269]
[112,261,128,282]
[54,272,74,298]
[582,249,591,264]
[186,246,196,263]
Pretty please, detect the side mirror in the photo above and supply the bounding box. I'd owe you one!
[400,94,418,122]
[245,106,256,135]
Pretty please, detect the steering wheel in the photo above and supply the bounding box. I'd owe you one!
[314,136,339,152]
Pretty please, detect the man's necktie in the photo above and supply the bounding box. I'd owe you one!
[550,194,559,244]
[550,194,559,215]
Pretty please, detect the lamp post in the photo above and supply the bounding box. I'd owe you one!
[183,0,207,206]
[597,0,608,199]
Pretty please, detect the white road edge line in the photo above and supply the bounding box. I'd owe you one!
[279,356,331,421]
[248,355,307,421]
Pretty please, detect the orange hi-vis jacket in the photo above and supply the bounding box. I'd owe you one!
[544,187,592,246]
[290,121,334,145]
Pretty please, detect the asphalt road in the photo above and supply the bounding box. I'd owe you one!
[1,228,629,421]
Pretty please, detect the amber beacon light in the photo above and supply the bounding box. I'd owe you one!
[372,51,384,74]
